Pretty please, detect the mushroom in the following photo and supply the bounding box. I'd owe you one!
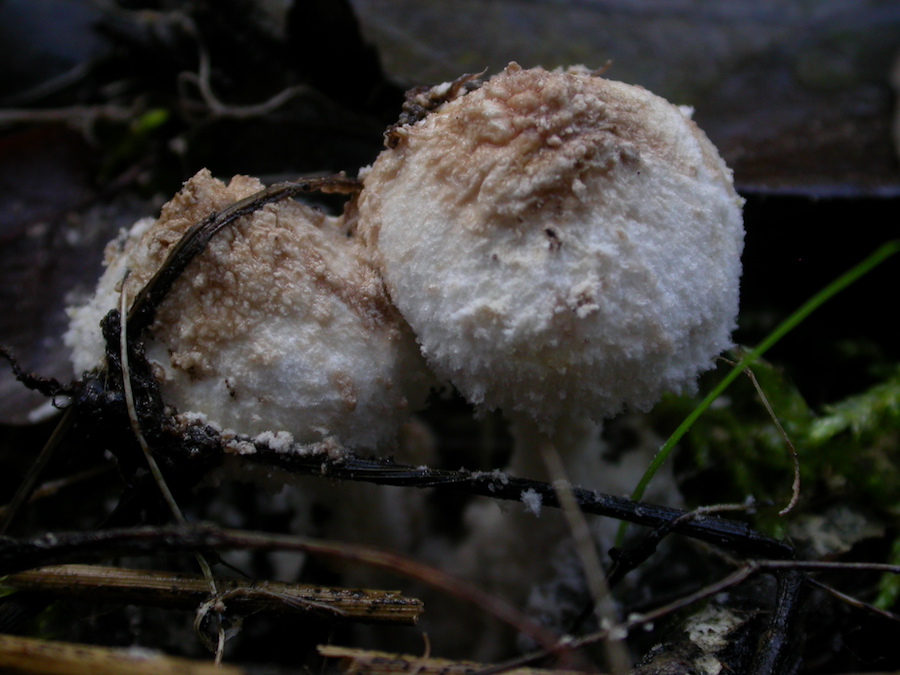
[66,169,432,456]
[355,63,744,650]
[357,63,744,443]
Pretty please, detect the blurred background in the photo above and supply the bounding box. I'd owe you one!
[0,0,898,671]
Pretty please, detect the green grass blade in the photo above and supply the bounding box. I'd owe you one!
[615,239,900,549]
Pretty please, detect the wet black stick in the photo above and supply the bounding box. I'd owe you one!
[242,450,795,560]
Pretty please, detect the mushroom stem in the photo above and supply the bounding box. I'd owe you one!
[506,415,606,489]
[449,415,611,656]
[450,411,684,657]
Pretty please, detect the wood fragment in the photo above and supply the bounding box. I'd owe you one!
[3,564,422,625]
[0,633,244,675]
[318,645,600,675]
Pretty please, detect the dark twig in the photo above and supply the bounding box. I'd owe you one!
[0,347,78,534]
[749,569,806,675]
[0,346,73,399]
[0,466,113,519]
[241,449,795,560]
[605,501,765,590]
[806,576,900,623]
[125,175,361,335]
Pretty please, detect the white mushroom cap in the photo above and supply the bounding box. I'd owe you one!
[357,63,744,429]
[66,169,432,453]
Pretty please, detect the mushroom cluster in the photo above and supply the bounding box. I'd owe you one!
[68,64,742,462]
[65,62,745,656]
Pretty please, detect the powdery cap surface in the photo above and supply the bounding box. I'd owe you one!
[358,63,745,428]
[66,169,431,452]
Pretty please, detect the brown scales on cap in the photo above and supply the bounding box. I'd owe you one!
[67,170,432,452]
[358,63,744,429]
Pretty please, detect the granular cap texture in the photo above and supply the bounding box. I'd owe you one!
[67,170,430,452]
[358,63,745,428]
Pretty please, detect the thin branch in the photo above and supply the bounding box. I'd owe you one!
[238,450,795,561]
[539,442,630,674]
[806,577,900,623]
[0,524,559,651]
[0,346,73,398]
[720,355,801,515]
[604,500,763,590]
[0,466,113,519]
[0,348,77,532]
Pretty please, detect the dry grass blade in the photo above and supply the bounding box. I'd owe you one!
[119,289,225,661]
[2,564,423,625]
[719,355,802,516]
[319,645,601,675]
[0,633,244,675]
[538,441,630,674]
[0,525,556,648]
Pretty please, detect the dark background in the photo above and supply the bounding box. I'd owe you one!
[0,1,898,672]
